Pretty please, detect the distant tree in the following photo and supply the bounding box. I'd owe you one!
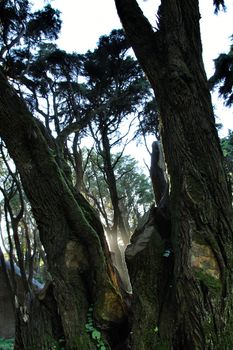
[221,130,233,163]
[0,143,47,284]
[82,29,153,246]
[0,1,61,70]
[84,149,153,291]
[0,142,45,285]
[209,36,233,106]
[136,98,160,140]
[113,154,154,227]
[221,130,233,195]
[84,150,153,234]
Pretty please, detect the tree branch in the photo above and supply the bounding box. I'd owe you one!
[114,0,159,76]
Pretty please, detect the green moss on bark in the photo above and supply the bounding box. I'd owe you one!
[194,269,221,293]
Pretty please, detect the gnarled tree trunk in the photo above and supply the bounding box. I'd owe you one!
[115,0,233,348]
[0,69,129,350]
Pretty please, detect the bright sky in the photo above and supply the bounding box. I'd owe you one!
[49,0,233,136]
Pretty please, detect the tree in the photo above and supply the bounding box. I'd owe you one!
[82,29,152,245]
[84,151,153,233]
[0,2,129,349]
[114,0,233,349]
[0,143,47,285]
[209,36,233,106]
[84,150,154,291]
[0,1,61,70]
[0,68,129,350]
[221,130,233,196]
[1,16,157,347]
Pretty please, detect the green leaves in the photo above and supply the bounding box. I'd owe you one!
[91,330,101,340]
[85,305,107,349]
[85,323,94,332]
[209,38,233,106]
[221,130,233,194]
[84,149,154,232]
[0,338,14,350]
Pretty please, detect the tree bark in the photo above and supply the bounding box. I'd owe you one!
[0,69,128,349]
[14,283,64,350]
[115,0,233,348]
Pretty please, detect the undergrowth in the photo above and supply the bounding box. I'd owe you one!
[0,338,14,350]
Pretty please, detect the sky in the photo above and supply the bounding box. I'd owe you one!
[49,0,233,136]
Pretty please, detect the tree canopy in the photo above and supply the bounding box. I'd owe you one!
[209,36,233,106]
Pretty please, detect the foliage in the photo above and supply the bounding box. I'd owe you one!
[136,98,160,139]
[0,338,14,350]
[221,130,233,195]
[83,149,153,232]
[85,306,107,350]
[17,43,86,138]
[221,130,233,162]
[209,37,233,106]
[41,335,65,350]
[0,0,61,71]
[114,153,154,221]
[82,29,155,147]
[213,0,226,13]
[83,29,151,116]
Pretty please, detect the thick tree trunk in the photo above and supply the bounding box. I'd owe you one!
[126,207,172,350]
[0,69,128,349]
[115,0,233,348]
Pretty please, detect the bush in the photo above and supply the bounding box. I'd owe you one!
[0,338,14,350]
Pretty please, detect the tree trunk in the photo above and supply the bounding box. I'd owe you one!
[102,128,129,240]
[0,69,128,349]
[125,207,172,350]
[101,126,131,289]
[115,0,233,348]
[14,284,64,350]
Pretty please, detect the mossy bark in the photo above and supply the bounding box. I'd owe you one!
[0,69,128,350]
[115,0,233,348]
